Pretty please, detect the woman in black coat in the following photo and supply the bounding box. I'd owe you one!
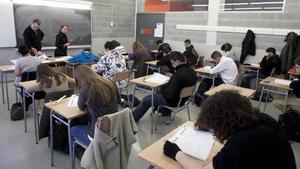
[54,25,69,57]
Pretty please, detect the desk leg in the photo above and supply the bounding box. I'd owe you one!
[68,119,73,169]
[263,89,270,113]
[32,93,38,144]
[1,72,4,104]
[131,84,136,112]
[50,110,54,167]
[283,92,289,113]
[23,88,27,132]
[258,86,265,109]
[212,77,215,87]
[146,65,149,75]
[5,73,10,111]
[151,88,154,134]
[255,70,259,91]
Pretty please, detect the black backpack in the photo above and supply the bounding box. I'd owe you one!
[10,102,24,121]
[278,109,300,142]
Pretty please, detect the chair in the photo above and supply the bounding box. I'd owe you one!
[235,73,244,87]
[192,55,204,69]
[154,85,196,131]
[113,71,131,101]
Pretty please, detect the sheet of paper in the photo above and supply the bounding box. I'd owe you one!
[250,63,260,67]
[274,79,292,86]
[204,66,211,70]
[144,72,170,84]
[68,95,79,107]
[10,59,18,65]
[154,23,163,38]
[169,127,215,161]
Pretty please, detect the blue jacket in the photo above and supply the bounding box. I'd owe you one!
[68,51,100,64]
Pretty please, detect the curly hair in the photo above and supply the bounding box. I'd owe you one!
[195,90,260,143]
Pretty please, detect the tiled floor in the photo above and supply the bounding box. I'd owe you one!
[0,81,299,169]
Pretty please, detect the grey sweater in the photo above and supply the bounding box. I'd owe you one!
[81,108,137,169]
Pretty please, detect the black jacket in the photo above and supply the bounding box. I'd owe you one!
[54,32,69,57]
[23,26,44,51]
[157,43,171,60]
[290,80,300,98]
[280,32,298,74]
[240,30,256,64]
[260,54,280,77]
[160,64,197,107]
[156,54,175,74]
[183,45,198,66]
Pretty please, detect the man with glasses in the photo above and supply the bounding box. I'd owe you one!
[23,19,45,56]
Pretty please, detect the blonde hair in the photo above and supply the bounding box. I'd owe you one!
[132,41,145,52]
[74,65,118,106]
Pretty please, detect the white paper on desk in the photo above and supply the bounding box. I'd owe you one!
[38,54,48,61]
[10,59,18,65]
[68,95,79,107]
[204,66,211,70]
[250,63,260,67]
[144,72,170,84]
[275,79,292,86]
[169,127,215,161]
[63,56,72,59]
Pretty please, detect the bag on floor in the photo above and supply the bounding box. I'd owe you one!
[278,109,300,142]
[120,94,141,107]
[193,81,209,106]
[251,91,273,102]
[10,102,24,121]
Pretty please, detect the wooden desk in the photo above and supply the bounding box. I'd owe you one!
[205,84,255,98]
[145,60,160,75]
[0,65,15,110]
[130,75,168,133]
[139,121,223,169]
[241,64,261,90]
[45,97,87,169]
[19,80,40,143]
[258,77,292,113]
[42,56,71,64]
[195,66,217,86]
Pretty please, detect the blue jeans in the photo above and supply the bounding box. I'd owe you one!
[71,125,91,146]
[132,93,168,122]
[241,71,265,88]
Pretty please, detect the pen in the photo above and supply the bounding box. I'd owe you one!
[56,95,66,104]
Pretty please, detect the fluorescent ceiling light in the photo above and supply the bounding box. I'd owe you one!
[191,4,208,7]
[251,2,283,5]
[233,7,263,10]
[12,0,92,10]
[220,3,249,6]
[263,7,283,10]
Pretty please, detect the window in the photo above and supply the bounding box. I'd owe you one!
[144,0,208,12]
[220,0,285,12]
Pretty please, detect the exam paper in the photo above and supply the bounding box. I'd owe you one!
[169,127,215,161]
[274,79,292,86]
[144,73,170,84]
[68,95,79,107]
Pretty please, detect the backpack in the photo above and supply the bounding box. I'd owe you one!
[251,91,273,102]
[278,109,300,142]
[193,81,209,106]
[10,102,24,121]
[120,94,141,108]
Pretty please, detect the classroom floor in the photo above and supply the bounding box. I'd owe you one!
[0,81,299,169]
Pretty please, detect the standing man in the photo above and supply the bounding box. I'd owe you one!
[183,39,199,66]
[23,19,44,56]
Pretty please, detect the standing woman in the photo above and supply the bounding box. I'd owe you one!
[54,25,70,57]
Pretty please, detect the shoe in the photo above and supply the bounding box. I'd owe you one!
[163,116,172,125]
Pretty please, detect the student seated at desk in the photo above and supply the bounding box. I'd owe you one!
[92,41,127,87]
[132,51,197,122]
[156,39,171,60]
[156,45,175,74]
[183,39,198,66]
[27,64,74,93]
[199,51,238,92]
[111,40,127,55]
[273,57,300,111]
[68,48,100,65]
[220,43,239,66]
[163,90,296,169]
[71,65,119,144]
[128,41,151,77]
[14,45,42,87]
[241,47,280,88]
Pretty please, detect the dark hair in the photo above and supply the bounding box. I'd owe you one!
[169,51,186,62]
[266,47,276,55]
[156,39,163,45]
[221,43,232,52]
[18,45,30,56]
[111,40,121,48]
[294,57,300,65]
[104,41,114,50]
[162,45,171,54]
[195,90,260,143]
[184,39,191,44]
[83,48,91,52]
[60,24,68,31]
[211,51,222,59]
[37,64,66,88]
[32,19,41,25]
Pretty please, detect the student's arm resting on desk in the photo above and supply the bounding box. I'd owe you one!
[156,55,169,66]
[160,75,180,100]
[176,152,213,169]
[209,61,226,75]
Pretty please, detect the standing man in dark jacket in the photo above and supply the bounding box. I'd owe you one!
[133,51,197,122]
[23,19,44,56]
[183,39,198,66]
[240,30,256,64]
[54,25,70,57]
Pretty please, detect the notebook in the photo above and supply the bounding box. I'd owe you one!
[144,73,170,84]
[68,95,79,107]
[274,79,292,86]
[168,127,215,161]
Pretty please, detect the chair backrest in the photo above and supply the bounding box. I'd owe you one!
[195,56,204,68]
[114,71,130,81]
[97,116,110,134]
[180,85,196,98]
[21,71,36,82]
[235,73,244,86]
[270,68,276,77]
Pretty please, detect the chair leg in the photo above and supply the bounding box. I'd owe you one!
[72,139,76,169]
[155,110,160,131]
[187,105,191,121]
